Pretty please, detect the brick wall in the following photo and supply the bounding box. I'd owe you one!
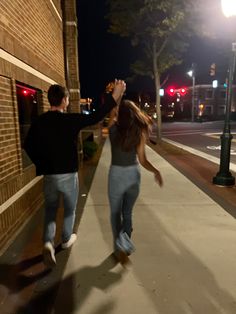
[0,0,69,253]
[0,0,65,84]
[0,169,43,253]
[0,75,45,253]
[0,76,21,183]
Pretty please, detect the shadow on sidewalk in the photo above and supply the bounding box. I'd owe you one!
[149,140,236,219]
[17,253,124,314]
[89,152,236,313]
[0,139,107,314]
[0,254,51,314]
[132,202,236,313]
[0,255,50,292]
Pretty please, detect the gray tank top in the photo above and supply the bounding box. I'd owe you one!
[109,124,138,166]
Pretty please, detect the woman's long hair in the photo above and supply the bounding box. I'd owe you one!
[115,100,152,151]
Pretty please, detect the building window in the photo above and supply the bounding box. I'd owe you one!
[16,83,40,168]
[206,90,213,99]
[219,105,226,115]
[220,90,226,99]
[205,106,213,115]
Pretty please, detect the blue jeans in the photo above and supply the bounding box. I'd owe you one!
[43,172,79,244]
[108,165,140,248]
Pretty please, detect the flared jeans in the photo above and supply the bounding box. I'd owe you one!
[108,164,140,248]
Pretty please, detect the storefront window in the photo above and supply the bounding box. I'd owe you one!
[16,83,40,168]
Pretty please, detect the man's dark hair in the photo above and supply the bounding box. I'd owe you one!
[47,84,69,107]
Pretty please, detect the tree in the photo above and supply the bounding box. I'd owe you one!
[106,0,204,141]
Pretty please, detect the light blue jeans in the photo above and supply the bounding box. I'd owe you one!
[43,172,79,244]
[108,165,140,248]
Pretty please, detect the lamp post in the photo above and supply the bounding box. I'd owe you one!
[187,63,196,122]
[213,0,236,186]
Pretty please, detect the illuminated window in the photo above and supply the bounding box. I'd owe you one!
[16,83,41,168]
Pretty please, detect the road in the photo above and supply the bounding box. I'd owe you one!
[151,120,236,164]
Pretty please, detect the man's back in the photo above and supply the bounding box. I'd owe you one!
[25,110,82,175]
[24,86,123,176]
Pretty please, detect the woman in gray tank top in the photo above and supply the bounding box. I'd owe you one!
[108,99,163,264]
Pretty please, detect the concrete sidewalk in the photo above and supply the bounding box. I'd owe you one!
[52,139,236,314]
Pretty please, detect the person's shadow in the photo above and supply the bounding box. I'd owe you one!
[0,254,52,314]
[17,253,125,314]
[0,243,68,314]
[53,253,126,313]
[0,254,50,293]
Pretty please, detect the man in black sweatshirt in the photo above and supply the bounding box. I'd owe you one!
[24,80,126,268]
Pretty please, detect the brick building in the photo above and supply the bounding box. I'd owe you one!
[0,0,80,252]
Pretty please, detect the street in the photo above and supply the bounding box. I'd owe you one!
[151,120,236,164]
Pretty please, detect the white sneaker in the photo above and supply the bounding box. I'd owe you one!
[43,242,56,268]
[61,233,77,249]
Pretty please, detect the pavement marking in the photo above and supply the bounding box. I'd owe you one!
[206,145,221,150]
[162,138,236,173]
[161,131,204,136]
[204,132,236,143]
[206,145,236,155]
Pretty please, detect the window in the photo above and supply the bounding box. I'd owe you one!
[16,83,40,168]
[218,105,226,115]
[220,90,226,99]
[206,90,213,99]
[204,106,212,115]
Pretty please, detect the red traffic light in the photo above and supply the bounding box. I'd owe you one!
[167,87,175,96]
[179,87,187,96]
[166,86,187,97]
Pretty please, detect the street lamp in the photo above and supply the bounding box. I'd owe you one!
[221,0,236,17]
[213,0,236,186]
[187,63,196,122]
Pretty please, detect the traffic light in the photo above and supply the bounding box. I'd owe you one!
[179,87,187,96]
[166,87,187,97]
[167,87,175,96]
[224,78,228,88]
[209,63,216,76]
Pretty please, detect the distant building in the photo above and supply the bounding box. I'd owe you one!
[0,0,80,252]
[159,84,236,120]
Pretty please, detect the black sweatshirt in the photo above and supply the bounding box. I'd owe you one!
[24,94,117,176]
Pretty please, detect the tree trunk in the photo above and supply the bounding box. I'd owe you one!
[155,74,162,142]
[152,42,162,142]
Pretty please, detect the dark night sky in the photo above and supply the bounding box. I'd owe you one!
[77,1,234,101]
[77,1,133,99]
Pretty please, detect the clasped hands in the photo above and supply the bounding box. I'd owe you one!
[112,79,126,104]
